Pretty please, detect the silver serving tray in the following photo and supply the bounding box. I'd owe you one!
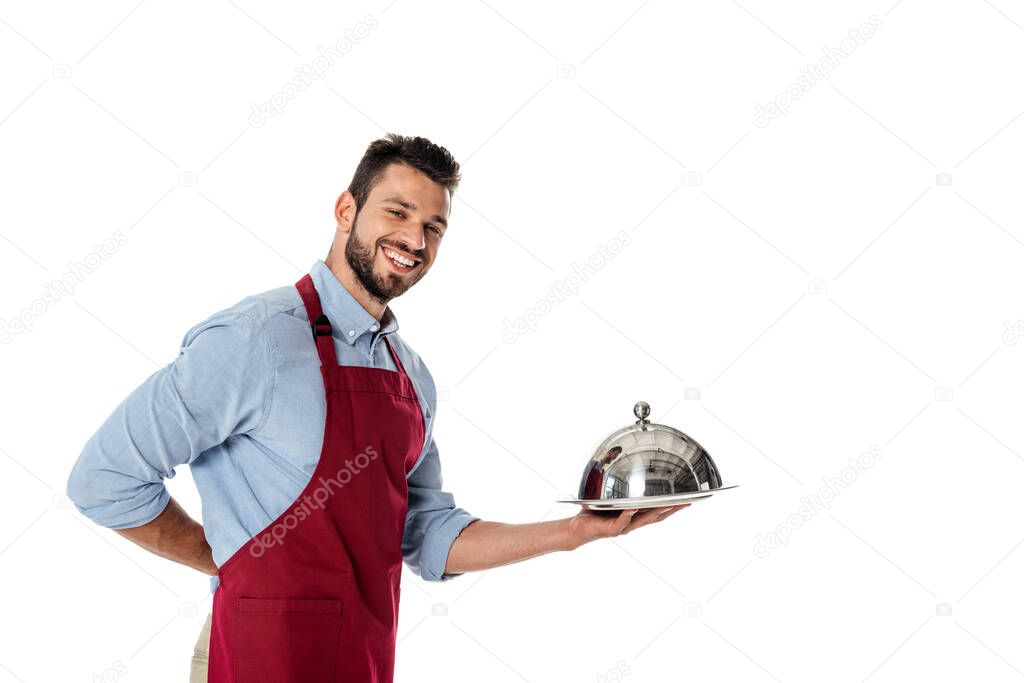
[557,483,739,510]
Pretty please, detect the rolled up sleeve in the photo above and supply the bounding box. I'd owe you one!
[402,435,479,582]
[66,310,274,529]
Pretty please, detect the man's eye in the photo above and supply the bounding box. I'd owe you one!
[428,225,442,235]
[388,209,404,217]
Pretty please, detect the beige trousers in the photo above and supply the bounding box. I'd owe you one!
[189,611,212,683]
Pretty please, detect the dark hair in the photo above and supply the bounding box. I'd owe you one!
[347,133,461,213]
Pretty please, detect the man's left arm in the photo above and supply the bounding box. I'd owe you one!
[401,436,689,579]
[402,435,480,581]
[444,503,691,575]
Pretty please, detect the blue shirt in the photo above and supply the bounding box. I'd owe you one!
[66,259,479,590]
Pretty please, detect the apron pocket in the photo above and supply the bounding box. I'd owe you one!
[233,597,343,683]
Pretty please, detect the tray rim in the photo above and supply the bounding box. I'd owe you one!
[555,482,740,507]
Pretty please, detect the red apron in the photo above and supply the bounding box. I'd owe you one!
[207,273,425,682]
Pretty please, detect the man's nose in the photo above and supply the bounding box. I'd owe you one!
[396,225,426,252]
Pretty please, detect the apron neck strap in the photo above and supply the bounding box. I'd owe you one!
[382,335,407,376]
[296,274,338,367]
[295,273,408,375]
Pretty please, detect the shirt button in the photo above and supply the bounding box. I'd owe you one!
[370,323,379,332]
[347,329,355,337]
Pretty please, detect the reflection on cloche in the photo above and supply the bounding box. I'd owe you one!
[578,401,725,501]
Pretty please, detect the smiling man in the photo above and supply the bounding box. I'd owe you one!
[66,134,686,683]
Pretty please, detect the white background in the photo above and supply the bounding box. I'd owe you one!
[1,1,1023,681]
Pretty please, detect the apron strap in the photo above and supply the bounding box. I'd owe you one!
[296,273,410,378]
[295,274,338,368]
[383,336,408,377]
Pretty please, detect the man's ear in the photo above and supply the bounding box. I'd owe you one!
[335,191,357,235]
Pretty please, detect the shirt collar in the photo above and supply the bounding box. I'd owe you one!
[309,259,399,346]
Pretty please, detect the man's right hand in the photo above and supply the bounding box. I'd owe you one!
[114,496,217,576]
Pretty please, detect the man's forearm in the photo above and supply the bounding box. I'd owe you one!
[443,518,577,575]
[114,496,217,576]
[443,505,691,576]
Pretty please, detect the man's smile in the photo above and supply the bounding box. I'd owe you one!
[380,244,421,274]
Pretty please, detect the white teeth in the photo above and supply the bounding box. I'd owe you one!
[384,248,416,267]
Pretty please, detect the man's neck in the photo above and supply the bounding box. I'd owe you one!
[323,256,387,320]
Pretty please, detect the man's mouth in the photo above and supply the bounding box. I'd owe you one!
[381,246,421,274]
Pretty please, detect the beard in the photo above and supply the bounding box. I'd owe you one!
[344,215,424,305]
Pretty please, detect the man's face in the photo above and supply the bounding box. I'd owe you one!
[343,162,450,305]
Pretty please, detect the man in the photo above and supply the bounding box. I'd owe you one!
[67,134,688,682]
